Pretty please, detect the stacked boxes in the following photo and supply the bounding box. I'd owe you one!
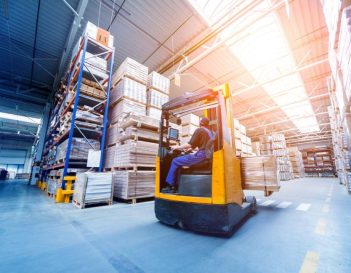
[105,58,163,200]
[113,171,155,200]
[259,134,293,180]
[241,156,280,196]
[146,71,170,119]
[288,147,305,178]
[234,119,253,157]
[180,114,200,144]
[302,147,335,177]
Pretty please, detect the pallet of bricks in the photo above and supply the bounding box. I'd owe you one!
[259,134,293,181]
[233,119,253,157]
[287,147,305,178]
[105,58,170,202]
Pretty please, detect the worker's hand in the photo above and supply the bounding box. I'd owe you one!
[184,147,192,153]
[171,145,179,151]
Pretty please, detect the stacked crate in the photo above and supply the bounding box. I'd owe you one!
[234,119,253,157]
[146,71,170,119]
[288,147,305,178]
[106,58,160,201]
[259,134,293,181]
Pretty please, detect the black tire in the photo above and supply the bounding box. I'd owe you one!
[245,196,257,214]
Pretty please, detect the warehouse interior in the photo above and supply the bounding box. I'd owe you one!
[1,0,351,272]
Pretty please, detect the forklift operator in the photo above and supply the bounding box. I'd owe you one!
[162,117,213,193]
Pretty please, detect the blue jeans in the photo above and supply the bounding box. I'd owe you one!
[166,150,206,186]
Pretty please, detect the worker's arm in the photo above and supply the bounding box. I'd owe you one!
[171,143,192,151]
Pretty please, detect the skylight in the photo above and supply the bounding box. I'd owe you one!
[0,112,41,124]
[188,0,319,133]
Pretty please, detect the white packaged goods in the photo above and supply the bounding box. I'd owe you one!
[182,124,199,136]
[146,106,162,120]
[47,178,62,195]
[273,149,288,156]
[147,71,170,94]
[109,99,146,124]
[113,170,155,199]
[259,135,271,143]
[147,88,169,108]
[239,124,246,134]
[234,119,240,129]
[106,123,120,146]
[252,142,260,155]
[246,136,252,146]
[241,156,280,194]
[84,21,114,48]
[112,57,148,85]
[104,146,116,169]
[182,114,200,126]
[235,139,242,151]
[110,78,147,105]
[73,172,113,208]
[114,141,158,167]
[234,129,241,139]
[55,138,100,162]
[180,135,191,144]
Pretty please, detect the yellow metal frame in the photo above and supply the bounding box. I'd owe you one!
[56,176,75,203]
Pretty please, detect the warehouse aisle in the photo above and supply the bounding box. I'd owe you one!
[0,178,350,273]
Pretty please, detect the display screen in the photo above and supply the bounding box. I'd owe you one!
[168,128,179,140]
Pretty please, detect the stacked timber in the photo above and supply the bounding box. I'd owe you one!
[241,156,280,196]
[55,138,100,163]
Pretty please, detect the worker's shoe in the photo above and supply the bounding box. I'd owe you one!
[161,186,177,194]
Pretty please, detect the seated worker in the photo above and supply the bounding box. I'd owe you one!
[162,117,213,193]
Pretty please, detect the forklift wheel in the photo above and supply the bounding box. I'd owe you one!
[245,196,257,214]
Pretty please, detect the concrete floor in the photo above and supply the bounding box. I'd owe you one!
[0,178,350,273]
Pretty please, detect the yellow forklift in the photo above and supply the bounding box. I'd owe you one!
[154,84,256,236]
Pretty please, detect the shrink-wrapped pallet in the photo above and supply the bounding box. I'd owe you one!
[55,138,100,162]
[112,57,148,85]
[73,172,113,208]
[147,88,169,108]
[182,114,200,126]
[109,98,146,124]
[113,141,158,167]
[241,156,280,195]
[146,106,162,120]
[113,170,155,199]
[147,71,170,94]
[110,78,147,105]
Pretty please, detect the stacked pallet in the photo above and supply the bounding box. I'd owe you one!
[259,134,293,180]
[241,156,280,196]
[252,141,260,156]
[113,170,155,200]
[234,119,253,157]
[146,71,170,119]
[106,58,162,201]
[73,172,113,209]
[56,138,100,163]
[288,147,305,178]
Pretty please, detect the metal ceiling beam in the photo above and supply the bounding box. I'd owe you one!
[52,0,88,93]
[29,0,41,86]
[286,136,332,144]
[237,93,329,120]
[232,58,328,98]
[167,0,286,80]
[247,111,329,131]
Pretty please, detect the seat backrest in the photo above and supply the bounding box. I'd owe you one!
[203,128,216,160]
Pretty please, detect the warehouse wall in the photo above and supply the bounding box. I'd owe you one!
[0,139,34,177]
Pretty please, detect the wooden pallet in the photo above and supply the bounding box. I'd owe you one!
[73,199,112,209]
[114,195,154,204]
[112,164,156,171]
